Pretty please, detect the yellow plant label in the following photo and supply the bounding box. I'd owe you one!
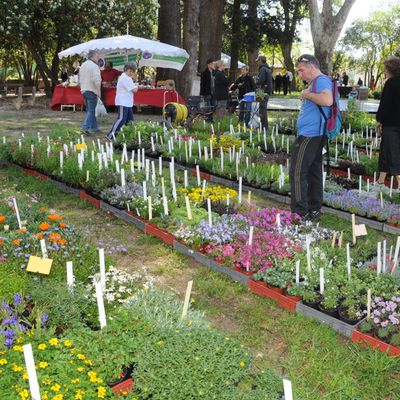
[75,143,87,151]
[26,256,53,275]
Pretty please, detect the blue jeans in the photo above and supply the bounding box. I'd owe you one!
[107,105,134,139]
[239,101,252,125]
[82,91,99,132]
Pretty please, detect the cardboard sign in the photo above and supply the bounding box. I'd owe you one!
[354,224,367,237]
[26,256,53,275]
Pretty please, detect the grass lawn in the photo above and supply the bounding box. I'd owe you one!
[1,165,399,400]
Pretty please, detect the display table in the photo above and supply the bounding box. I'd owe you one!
[51,86,185,110]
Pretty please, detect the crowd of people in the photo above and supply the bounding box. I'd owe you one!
[200,56,273,129]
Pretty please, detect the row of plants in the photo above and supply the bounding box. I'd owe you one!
[0,181,285,399]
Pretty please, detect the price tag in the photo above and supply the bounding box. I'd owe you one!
[75,143,87,151]
[354,224,367,237]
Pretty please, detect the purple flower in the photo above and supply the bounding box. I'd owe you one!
[13,294,22,305]
[5,338,13,347]
[41,314,48,324]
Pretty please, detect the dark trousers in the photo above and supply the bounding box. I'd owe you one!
[379,126,400,175]
[107,105,134,139]
[290,135,325,217]
[259,97,269,131]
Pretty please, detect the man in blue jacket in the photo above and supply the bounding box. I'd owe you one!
[290,54,333,222]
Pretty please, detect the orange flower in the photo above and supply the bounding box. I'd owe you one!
[12,239,20,246]
[36,233,44,240]
[40,207,46,213]
[0,215,5,223]
[49,232,61,243]
[39,222,50,231]
[17,229,25,234]
[47,215,62,222]
[59,222,67,229]
[59,238,67,246]
[0,239,4,246]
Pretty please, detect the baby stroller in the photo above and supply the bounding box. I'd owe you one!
[240,92,260,129]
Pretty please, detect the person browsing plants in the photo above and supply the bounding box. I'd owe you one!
[375,56,400,193]
[289,54,333,222]
[106,62,139,141]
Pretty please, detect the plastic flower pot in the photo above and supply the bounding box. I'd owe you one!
[338,308,363,326]
[79,190,100,208]
[145,223,175,247]
[351,329,400,356]
[265,284,285,295]
[248,280,300,312]
[110,378,134,396]
[190,169,212,181]
[318,304,339,319]
[22,168,39,177]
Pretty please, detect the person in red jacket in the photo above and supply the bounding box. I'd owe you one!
[101,62,121,88]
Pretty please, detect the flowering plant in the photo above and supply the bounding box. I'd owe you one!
[86,266,154,306]
[0,294,47,347]
[359,296,400,345]
[0,333,113,399]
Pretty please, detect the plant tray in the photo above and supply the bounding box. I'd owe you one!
[351,329,400,356]
[145,224,175,247]
[248,280,300,312]
[234,266,255,276]
[79,190,100,208]
[111,378,134,396]
[297,302,364,337]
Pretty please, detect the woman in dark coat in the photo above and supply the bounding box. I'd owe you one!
[376,57,400,192]
[230,65,256,126]
[213,60,230,119]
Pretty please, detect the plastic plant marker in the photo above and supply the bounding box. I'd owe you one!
[248,226,254,246]
[12,197,22,229]
[66,261,74,290]
[181,280,193,320]
[40,239,48,259]
[331,231,337,248]
[283,379,293,400]
[320,268,324,294]
[99,248,106,290]
[185,196,192,220]
[346,243,351,279]
[306,235,311,273]
[23,344,41,400]
[377,242,382,275]
[207,198,212,227]
[296,260,300,284]
[95,279,107,328]
[367,289,371,320]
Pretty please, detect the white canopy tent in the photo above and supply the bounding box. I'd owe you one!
[221,53,246,69]
[58,35,189,71]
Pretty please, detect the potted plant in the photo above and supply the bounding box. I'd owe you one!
[318,285,340,317]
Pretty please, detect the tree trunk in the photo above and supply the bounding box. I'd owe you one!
[180,0,200,98]
[307,0,356,74]
[280,41,296,90]
[198,0,226,72]
[229,0,242,81]
[157,0,181,87]
[245,0,260,75]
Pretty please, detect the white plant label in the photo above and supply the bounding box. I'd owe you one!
[23,344,41,400]
[66,261,74,289]
[99,248,106,289]
[181,280,193,319]
[95,279,107,328]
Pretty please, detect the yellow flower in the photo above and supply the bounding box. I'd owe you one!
[52,395,63,400]
[239,361,245,367]
[71,378,80,384]
[51,383,61,392]
[39,361,49,369]
[0,359,7,365]
[77,367,84,373]
[76,353,85,360]
[16,338,22,343]
[75,390,85,400]
[43,378,52,385]
[12,363,23,372]
[63,340,72,347]
[97,386,106,398]
[18,389,29,399]
[23,371,28,380]
[84,359,92,366]
[0,350,5,355]
[156,340,164,346]
[49,338,59,346]
[13,345,23,352]
[38,343,47,350]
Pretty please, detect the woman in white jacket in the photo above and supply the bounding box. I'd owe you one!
[106,62,139,140]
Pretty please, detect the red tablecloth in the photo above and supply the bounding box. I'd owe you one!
[51,86,185,110]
